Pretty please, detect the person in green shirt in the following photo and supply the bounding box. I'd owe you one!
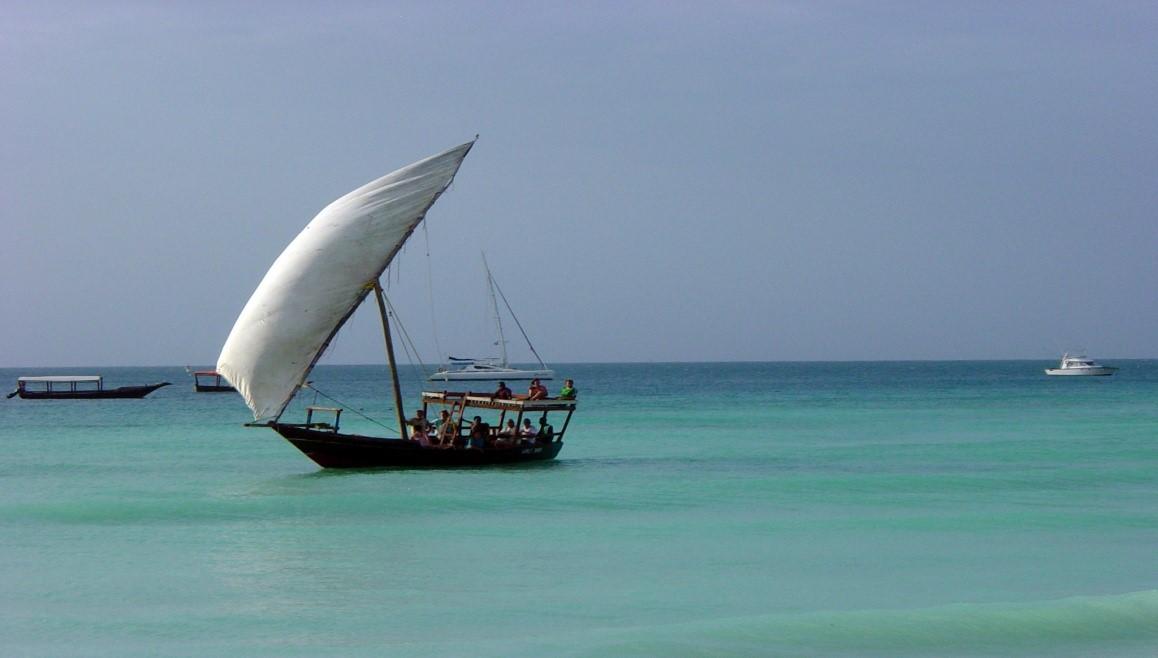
[558,379,577,400]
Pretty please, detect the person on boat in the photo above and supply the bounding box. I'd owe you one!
[558,379,577,400]
[536,415,554,444]
[492,419,518,449]
[493,381,512,400]
[467,416,489,450]
[526,379,548,400]
[413,428,435,447]
[519,418,537,447]
[407,409,432,438]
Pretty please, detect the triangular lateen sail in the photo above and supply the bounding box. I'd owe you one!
[217,140,475,420]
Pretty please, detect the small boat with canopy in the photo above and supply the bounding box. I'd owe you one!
[7,375,170,400]
[188,369,235,392]
[216,139,577,468]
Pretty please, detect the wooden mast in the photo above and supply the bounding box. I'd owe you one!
[373,280,409,437]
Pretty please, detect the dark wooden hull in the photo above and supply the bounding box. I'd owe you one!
[194,384,236,393]
[13,382,171,400]
[272,423,563,469]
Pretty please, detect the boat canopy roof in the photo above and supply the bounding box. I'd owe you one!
[421,391,577,413]
[18,375,102,383]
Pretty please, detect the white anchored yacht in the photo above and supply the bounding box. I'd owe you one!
[1044,353,1117,376]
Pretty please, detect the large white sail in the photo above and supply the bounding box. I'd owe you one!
[217,140,474,420]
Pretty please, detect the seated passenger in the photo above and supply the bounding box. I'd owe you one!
[413,427,434,447]
[493,419,518,449]
[518,418,537,447]
[536,415,554,444]
[467,416,489,450]
[558,378,577,400]
[407,409,432,439]
[493,381,512,400]
[526,378,548,400]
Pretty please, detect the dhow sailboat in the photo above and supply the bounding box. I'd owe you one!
[217,140,576,468]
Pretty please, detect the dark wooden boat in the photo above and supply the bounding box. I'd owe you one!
[7,376,170,400]
[215,140,580,469]
[190,370,235,392]
[273,424,564,468]
[269,392,574,468]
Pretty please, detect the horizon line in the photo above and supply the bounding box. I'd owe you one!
[3,356,1155,370]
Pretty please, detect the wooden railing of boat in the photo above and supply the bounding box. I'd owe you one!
[421,391,576,412]
[420,391,577,442]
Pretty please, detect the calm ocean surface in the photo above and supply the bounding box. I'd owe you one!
[1,361,1156,656]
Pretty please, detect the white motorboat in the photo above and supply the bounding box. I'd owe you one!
[1044,353,1117,376]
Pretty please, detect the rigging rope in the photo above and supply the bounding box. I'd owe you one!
[302,384,397,434]
[490,277,550,370]
[421,222,446,367]
[380,289,433,385]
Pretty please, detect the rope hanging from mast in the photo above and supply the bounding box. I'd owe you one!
[421,222,447,368]
[302,384,397,433]
[489,276,551,370]
[380,291,433,384]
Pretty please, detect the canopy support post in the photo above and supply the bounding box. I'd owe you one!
[374,280,408,438]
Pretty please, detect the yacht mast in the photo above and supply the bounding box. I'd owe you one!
[482,252,509,367]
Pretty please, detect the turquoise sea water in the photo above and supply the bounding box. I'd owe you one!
[1,361,1156,656]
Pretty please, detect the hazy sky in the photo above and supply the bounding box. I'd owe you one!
[3,1,1155,367]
